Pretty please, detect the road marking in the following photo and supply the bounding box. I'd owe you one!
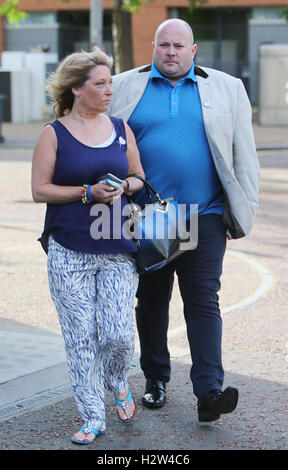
[0,251,275,420]
[222,249,275,313]
[168,249,275,338]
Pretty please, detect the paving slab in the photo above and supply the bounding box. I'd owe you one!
[0,120,287,452]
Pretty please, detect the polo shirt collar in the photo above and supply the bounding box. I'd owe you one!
[150,61,197,83]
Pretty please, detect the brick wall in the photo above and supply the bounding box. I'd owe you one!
[130,0,288,66]
[160,0,288,5]
[1,0,288,66]
[17,0,115,11]
[132,4,168,66]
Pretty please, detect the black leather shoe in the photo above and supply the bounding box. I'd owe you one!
[142,379,166,408]
[198,386,239,422]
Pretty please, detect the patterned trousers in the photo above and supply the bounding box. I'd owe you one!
[47,236,139,432]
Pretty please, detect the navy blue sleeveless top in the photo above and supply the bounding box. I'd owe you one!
[39,116,137,255]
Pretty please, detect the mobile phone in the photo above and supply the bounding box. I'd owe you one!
[99,173,123,189]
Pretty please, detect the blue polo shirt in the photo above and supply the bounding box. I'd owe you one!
[128,61,224,217]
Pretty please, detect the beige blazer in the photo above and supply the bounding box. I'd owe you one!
[108,65,261,238]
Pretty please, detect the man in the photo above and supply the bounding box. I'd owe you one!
[108,19,260,422]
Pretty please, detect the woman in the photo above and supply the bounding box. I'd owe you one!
[31,47,144,445]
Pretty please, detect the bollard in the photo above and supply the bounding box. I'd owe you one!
[0,95,6,143]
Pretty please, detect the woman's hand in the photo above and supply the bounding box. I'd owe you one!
[91,182,124,204]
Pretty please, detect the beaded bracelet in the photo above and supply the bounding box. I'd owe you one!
[81,184,93,204]
[87,184,94,203]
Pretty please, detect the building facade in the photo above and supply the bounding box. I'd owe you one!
[1,0,288,107]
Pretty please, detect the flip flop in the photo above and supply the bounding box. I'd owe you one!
[115,390,138,422]
[71,426,103,445]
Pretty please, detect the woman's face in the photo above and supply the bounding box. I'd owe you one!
[73,65,113,113]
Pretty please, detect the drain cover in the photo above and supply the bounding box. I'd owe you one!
[0,384,72,421]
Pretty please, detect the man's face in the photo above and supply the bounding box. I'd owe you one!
[152,22,197,83]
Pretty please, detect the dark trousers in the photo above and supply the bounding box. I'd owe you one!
[135,214,227,400]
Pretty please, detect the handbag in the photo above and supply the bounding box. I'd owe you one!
[125,175,197,274]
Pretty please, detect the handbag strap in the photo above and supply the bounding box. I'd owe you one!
[127,174,163,204]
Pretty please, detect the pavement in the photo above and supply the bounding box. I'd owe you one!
[0,117,287,454]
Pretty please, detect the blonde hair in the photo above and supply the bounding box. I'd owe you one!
[46,46,113,118]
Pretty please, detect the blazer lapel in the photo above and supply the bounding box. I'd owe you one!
[197,74,233,187]
[112,71,150,121]
[197,75,213,139]
[197,75,226,175]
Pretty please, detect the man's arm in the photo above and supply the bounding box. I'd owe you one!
[232,79,261,217]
